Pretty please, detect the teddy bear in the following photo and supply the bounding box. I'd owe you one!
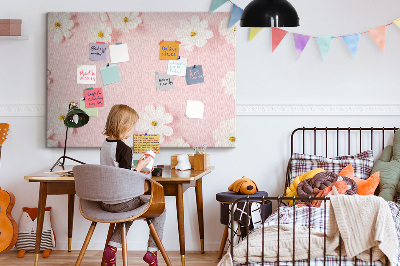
[15,207,55,258]
[228,176,259,195]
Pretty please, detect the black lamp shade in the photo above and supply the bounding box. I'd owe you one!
[240,0,299,27]
[64,106,89,128]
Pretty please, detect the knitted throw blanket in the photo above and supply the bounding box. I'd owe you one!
[218,195,398,266]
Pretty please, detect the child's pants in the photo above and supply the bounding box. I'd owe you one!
[101,196,166,251]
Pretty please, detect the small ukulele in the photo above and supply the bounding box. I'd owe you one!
[0,123,9,166]
[0,187,18,252]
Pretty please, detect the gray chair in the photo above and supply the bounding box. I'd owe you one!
[73,164,171,266]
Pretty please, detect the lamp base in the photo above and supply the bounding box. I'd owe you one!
[50,155,86,172]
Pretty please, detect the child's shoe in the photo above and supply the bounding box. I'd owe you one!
[103,245,117,266]
[143,251,158,266]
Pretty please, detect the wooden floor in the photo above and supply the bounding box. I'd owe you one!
[0,250,222,266]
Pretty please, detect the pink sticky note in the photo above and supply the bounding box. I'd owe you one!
[84,87,104,108]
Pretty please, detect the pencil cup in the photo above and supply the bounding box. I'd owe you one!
[193,154,210,171]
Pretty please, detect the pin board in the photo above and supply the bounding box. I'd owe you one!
[47,12,236,148]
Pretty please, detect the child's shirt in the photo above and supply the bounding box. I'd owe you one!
[100,139,132,170]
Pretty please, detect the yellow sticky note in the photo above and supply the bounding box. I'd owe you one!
[159,41,180,60]
[133,135,160,154]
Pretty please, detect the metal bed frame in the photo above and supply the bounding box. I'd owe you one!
[229,127,399,266]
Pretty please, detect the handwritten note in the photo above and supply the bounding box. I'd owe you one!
[186,100,204,119]
[84,87,104,108]
[133,135,160,154]
[77,65,96,84]
[167,58,187,76]
[109,43,130,63]
[89,43,107,61]
[100,64,121,85]
[186,65,204,85]
[156,72,174,91]
[159,41,180,60]
[80,98,98,117]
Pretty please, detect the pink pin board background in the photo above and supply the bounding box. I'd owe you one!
[47,12,236,148]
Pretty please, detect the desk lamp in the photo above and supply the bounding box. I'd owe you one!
[50,102,89,171]
[240,0,300,27]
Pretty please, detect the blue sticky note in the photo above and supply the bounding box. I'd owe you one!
[89,43,107,61]
[186,65,204,85]
[100,64,121,85]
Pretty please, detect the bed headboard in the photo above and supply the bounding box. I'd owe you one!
[285,127,399,190]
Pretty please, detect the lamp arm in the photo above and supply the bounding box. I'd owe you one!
[62,126,69,166]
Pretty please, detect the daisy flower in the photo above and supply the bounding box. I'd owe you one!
[136,105,173,144]
[222,71,236,99]
[219,16,236,46]
[48,13,74,43]
[163,138,190,148]
[213,119,236,147]
[108,12,142,33]
[88,22,112,43]
[175,16,213,52]
[47,102,73,136]
[90,12,109,22]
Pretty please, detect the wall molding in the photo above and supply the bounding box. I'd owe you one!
[1,104,400,117]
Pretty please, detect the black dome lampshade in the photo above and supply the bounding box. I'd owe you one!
[240,0,300,27]
[64,105,89,128]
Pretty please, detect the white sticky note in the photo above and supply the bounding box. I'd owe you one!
[109,43,130,63]
[186,100,204,119]
[80,98,98,117]
[167,58,188,76]
[77,65,96,84]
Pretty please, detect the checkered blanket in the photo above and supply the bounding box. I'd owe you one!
[232,201,400,266]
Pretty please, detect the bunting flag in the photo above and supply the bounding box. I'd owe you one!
[293,33,311,59]
[229,4,244,28]
[393,18,400,28]
[368,25,386,53]
[272,27,288,52]
[249,28,263,42]
[210,0,229,13]
[316,36,333,61]
[342,33,360,58]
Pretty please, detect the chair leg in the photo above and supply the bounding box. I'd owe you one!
[75,222,97,266]
[121,223,128,266]
[147,219,172,266]
[101,223,115,266]
[218,225,229,259]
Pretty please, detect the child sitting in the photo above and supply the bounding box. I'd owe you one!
[100,104,166,266]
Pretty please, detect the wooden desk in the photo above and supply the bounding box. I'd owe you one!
[25,165,214,266]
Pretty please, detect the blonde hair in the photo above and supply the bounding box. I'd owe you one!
[104,104,139,139]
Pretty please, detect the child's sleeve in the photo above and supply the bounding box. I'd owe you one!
[116,142,133,170]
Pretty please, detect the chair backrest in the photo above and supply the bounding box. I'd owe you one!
[73,164,148,202]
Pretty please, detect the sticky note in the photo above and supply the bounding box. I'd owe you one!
[100,64,121,85]
[84,87,104,108]
[133,135,160,154]
[186,65,204,85]
[89,43,107,61]
[159,41,180,60]
[77,65,96,84]
[156,72,174,91]
[109,43,130,63]
[80,98,98,117]
[167,58,187,76]
[186,100,204,119]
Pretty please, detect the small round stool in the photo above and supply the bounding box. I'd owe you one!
[216,191,272,259]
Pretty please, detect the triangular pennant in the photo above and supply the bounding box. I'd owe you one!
[210,0,229,12]
[316,36,333,62]
[368,25,386,53]
[393,18,400,29]
[249,28,263,42]
[271,27,288,52]
[342,33,360,58]
[229,4,244,28]
[293,33,311,60]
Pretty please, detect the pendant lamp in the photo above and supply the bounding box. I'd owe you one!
[50,102,89,171]
[240,0,300,27]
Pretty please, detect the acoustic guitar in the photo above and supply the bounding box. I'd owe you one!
[0,123,9,165]
[0,187,18,253]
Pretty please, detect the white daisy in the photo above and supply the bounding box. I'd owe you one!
[108,12,142,33]
[136,105,173,144]
[47,128,59,148]
[163,138,190,148]
[48,102,73,136]
[175,16,213,52]
[222,71,236,99]
[90,12,109,22]
[213,119,236,147]
[88,22,112,43]
[219,16,236,46]
[48,13,74,43]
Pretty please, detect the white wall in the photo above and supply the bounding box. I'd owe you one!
[1,0,400,252]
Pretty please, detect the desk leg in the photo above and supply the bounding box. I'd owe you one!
[68,194,75,252]
[195,178,205,254]
[176,184,185,266]
[35,182,48,266]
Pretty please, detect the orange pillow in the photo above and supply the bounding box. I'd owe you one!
[339,164,380,195]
